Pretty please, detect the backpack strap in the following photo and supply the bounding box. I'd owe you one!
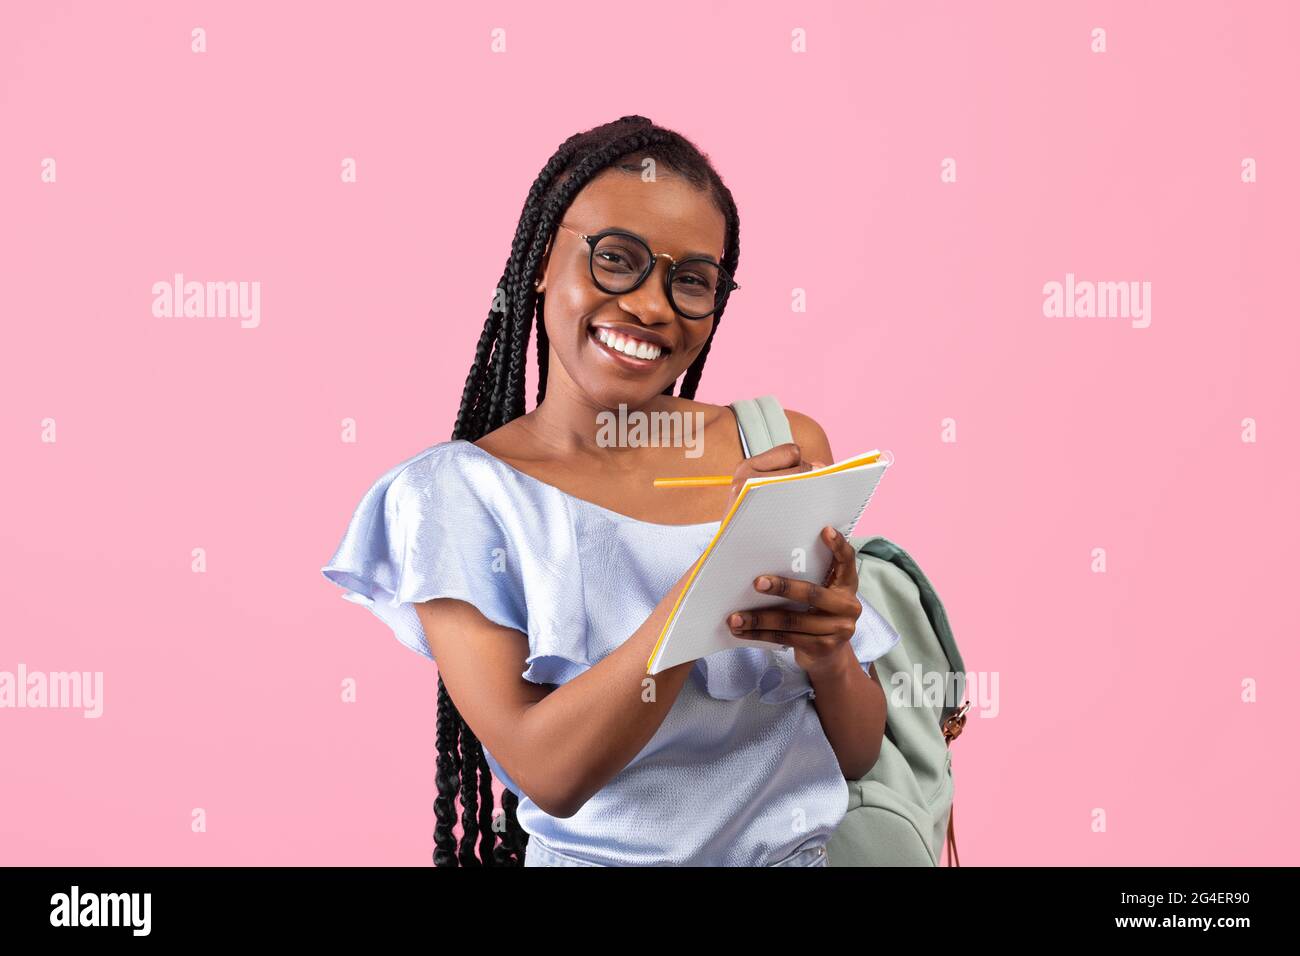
[729,395,793,458]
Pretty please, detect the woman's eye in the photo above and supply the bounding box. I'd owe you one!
[675,273,716,292]
[595,251,642,274]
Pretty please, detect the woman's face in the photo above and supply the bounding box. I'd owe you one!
[535,168,728,412]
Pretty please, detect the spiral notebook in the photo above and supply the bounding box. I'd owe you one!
[645,449,893,675]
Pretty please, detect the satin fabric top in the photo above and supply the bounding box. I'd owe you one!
[321,439,900,866]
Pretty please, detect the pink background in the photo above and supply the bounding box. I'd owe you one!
[2,1,1296,865]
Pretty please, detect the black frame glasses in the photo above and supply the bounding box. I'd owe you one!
[555,222,739,320]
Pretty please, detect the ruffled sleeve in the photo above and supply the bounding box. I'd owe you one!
[691,594,900,704]
[320,443,531,663]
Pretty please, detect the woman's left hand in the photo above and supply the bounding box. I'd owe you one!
[724,523,863,681]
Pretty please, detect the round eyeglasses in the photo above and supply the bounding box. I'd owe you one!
[555,222,739,320]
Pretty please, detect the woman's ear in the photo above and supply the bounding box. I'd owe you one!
[535,235,554,292]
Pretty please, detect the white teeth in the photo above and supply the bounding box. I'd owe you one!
[595,328,663,361]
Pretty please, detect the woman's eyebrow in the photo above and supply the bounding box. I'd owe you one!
[611,225,720,264]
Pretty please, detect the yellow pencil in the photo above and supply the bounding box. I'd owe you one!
[653,453,881,488]
[652,475,733,488]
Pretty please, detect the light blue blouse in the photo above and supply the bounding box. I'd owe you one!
[321,439,900,866]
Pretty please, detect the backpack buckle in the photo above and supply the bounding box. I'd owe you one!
[942,700,971,743]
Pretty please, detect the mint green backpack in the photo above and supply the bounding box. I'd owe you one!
[729,396,970,867]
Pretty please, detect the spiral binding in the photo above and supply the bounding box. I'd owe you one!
[839,450,893,537]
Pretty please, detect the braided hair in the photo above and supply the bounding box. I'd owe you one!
[435,114,742,866]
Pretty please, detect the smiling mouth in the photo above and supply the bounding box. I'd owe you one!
[588,327,671,364]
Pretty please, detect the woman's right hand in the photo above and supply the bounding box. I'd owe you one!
[720,442,826,520]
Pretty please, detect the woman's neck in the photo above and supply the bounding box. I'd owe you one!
[521,375,686,462]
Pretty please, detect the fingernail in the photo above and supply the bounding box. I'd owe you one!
[728,613,742,628]
[755,576,771,591]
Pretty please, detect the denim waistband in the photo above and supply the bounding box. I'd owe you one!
[770,842,829,867]
[522,836,829,867]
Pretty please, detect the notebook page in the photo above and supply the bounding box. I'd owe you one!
[647,456,889,675]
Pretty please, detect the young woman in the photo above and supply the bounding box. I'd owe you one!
[322,115,899,867]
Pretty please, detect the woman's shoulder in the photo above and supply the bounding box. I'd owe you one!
[365,438,463,492]
[780,407,833,460]
[398,433,554,483]
[686,394,835,460]
[358,439,518,524]
[671,394,829,430]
